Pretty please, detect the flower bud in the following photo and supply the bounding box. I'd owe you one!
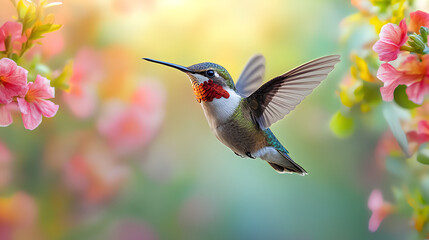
[408,34,427,53]
[420,26,429,43]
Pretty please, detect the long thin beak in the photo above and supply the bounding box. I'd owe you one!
[142,58,194,73]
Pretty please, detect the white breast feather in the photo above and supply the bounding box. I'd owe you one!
[201,88,241,129]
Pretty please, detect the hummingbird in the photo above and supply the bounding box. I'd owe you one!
[143,54,340,175]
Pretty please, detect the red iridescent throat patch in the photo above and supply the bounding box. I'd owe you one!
[193,79,230,103]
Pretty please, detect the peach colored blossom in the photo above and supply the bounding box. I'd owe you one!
[377,55,429,104]
[409,11,429,33]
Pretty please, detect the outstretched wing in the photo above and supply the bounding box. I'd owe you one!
[235,54,266,97]
[246,55,340,129]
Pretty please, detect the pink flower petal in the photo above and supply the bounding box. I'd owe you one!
[6,65,29,97]
[368,189,383,211]
[0,104,12,127]
[0,84,13,104]
[0,22,26,51]
[369,213,383,232]
[0,58,28,104]
[407,121,429,144]
[409,10,429,33]
[373,41,402,62]
[419,120,429,134]
[17,97,30,115]
[402,55,429,103]
[0,58,17,76]
[17,74,57,130]
[377,63,401,101]
[37,99,59,118]
[406,81,429,104]
[20,101,43,130]
[407,131,426,144]
[368,189,393,232]
[27,75,55,99]
[373,20,408,62]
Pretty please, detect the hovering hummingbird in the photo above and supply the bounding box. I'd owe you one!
[143,55,340,175]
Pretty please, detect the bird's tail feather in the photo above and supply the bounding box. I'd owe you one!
[267,151,307,176]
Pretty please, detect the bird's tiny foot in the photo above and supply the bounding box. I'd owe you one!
[246,152,255,159]
[234,152,244,158]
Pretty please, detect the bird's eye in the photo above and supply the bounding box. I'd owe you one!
[206,70,215,77]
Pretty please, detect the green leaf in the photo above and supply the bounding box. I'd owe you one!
[417,149,429,165]
[23,4,37,29]
[17,0,28,20]
[394,85,421,109]
[382,103,410,157]
[49,24,62,32]
[29,24,62,41]
[330,111,354,138]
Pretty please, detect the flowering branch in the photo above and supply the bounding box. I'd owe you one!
[0,0,67,130]
[336,0,429,236]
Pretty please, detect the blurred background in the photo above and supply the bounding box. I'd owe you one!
[0,0,409,239]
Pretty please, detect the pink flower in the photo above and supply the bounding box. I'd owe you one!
[0,139,12,190]
[0,103,15,127]
[0,58,28,104]
[373,20,408,62]
[409,11,429,33]
[377,55,429,104]
[407,120,429,144]
[368,189,394,232]
[107,219,158,240]
[64,140,130,204]
[0,21,26,52]
[63,48,103,119]
[97,82,165,155]
[17,75,59,130]
[0,140,12,164]
[0,192,38,239]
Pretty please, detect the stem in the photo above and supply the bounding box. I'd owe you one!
[400,45,414,52]
[4,37,12,58]
[18,28,34,60]
[18,41,31,59]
